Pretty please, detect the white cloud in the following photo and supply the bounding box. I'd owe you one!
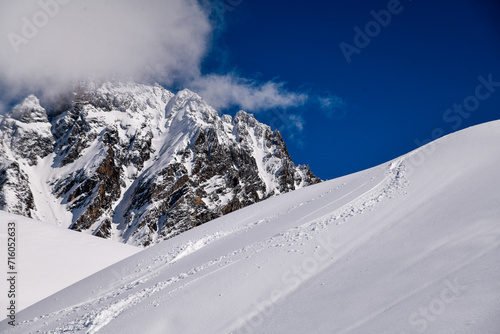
[0,0,210,97]
[287,114,305,132]
[318,95,347,119]
[189,74,308,112]
[0,0,319,115]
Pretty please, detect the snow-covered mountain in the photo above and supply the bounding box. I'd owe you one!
[0,82,320,246]
[2,120,499,333]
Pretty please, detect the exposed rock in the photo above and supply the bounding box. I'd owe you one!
[0,96,54,166]
[68,145,121,232]
[0,161,36,217]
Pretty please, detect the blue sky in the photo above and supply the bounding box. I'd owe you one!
[202,0,500,179]
[0,0,498,180]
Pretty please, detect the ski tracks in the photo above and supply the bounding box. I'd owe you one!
[12,159,409,333]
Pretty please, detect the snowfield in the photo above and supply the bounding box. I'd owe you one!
[0,212,140,319]
[1,120,499,333]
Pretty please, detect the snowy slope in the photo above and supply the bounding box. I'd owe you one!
[1,120,499,333]
[0,212,140,320]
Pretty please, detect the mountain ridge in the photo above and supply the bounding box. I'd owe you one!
[0,81,320,246]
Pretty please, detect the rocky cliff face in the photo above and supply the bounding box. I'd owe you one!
[0,82,320,246]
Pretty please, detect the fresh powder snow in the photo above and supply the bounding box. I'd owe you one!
[0,212,140,319]
[1,120,499,333]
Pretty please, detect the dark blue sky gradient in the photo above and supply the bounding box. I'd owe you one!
[203,0,500,180]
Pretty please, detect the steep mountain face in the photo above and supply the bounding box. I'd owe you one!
[0,82,320,246]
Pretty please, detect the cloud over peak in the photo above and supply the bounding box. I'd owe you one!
[0,0,210,94]
[0,0,345,140]
[189,74,308,112]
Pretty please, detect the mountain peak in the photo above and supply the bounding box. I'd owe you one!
[8,95,49,124]
[0,82,320,247]
[165,88,219,127]
[234,109,258,126]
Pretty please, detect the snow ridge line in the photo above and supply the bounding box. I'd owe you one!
[279,158,408,242]
[323,158,408,223]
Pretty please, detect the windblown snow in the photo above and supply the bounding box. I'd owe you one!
[1,120,499,333]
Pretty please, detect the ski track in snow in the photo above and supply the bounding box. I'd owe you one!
[12,159,409,333]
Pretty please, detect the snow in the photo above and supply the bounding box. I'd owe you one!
[249,124,276,195]
[0,212,140,319]
[1,120,499,333]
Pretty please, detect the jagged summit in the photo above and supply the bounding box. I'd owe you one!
[9,95,50,123]
[0,81,320,246]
